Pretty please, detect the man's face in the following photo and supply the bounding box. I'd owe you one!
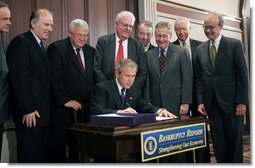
[69,27,89,48]
[203,14,223,41]
[137,24,153,46]
[0,7,11,32]
[155,27,171,49]
[117,64,137,89]
[115,15,134,41]
[32,14,54,40]
[174,21,190,42]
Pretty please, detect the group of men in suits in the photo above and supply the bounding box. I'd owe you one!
[0,3,248,163]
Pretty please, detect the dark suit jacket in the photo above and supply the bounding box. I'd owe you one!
[145,44,193,116]
[0,41,9,124]
[172,38,202,114]
[90,79,160,115]
[94,33,146,90]
[47,38,95,123]
[7,30,50,126]
[195,36,248,113]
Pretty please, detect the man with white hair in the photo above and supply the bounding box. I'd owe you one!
[94,11,146,90]
[48,19,95,162]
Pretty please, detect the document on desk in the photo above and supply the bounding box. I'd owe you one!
[96,113,130,117]
[156,116,177,121]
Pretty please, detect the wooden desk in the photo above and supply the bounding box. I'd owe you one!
[70,116,210,163]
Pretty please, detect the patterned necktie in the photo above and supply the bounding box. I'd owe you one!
[159,49,166,76]
[211,41,216,68]
[120,88,125,109]
[76,48,85,73]
[182,41,187,47]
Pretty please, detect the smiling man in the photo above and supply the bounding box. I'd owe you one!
[94,11,146,90]
[7,9,54,163]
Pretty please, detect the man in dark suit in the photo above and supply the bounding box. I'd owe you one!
[195,12,248,163]
[172,18,210,163]
[0,1,11,160]
[144,21,192,163]
[90,58,176,116]
[47,19,95,162]
[90,58,176,162]
[7,9,54,162]
[94,11,146,90]
[172,17,202,117]
[136,20,155,52]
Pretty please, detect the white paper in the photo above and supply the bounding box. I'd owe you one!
[156,116,176,121]
[96,113,129,117]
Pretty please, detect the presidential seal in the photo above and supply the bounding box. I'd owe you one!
[144,136,157,155]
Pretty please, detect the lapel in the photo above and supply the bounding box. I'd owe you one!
[161,44,174,78]
[28,31,50,79]
[202,41,214,72]
[66,38,86,77]
[150,48,161,79]
[214,36,227,72]
[111,80,122,109]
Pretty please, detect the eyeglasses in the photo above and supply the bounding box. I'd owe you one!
[72,33,89,39]
[118,22,133,29]
[202,24,220,30]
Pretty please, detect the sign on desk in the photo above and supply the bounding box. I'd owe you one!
[141,123,206,162]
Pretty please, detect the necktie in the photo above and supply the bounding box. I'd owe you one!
[116,40,124,65]
[120,88,125,109]
[76,48,85,73]
[40,41,46,53]
[182,41,187,47]
[159,49,166,76]
[211,41,216,68]
[0,41,8,72]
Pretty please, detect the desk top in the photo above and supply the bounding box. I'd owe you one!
[70,116,209,137]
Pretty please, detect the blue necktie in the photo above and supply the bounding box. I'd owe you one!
[120,88,125,109]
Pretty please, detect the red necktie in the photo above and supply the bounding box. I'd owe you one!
[76,48,85,73]
[159,49,166,76]
[116,40,124,65]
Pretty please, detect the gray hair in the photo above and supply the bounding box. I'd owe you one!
[155,21,172,34]
[115,11,135,23]
[69,19,89,32]
[174,17,191,29]
[116,59,138,74]
[29,9,53,29]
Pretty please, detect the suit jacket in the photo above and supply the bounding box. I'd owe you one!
[0,40,9,124]
[90,79,159,115]
[47,38,95,123]
[172,38,202,114]
[145,44,193,116]
[147,43,156,51]
[7,30,50,126]
[94,33,146,90]
[195,36,248,113]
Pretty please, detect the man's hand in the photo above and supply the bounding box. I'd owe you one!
[235,104,246,116]
[197,104,208,116]
[159,109,177,119]
[22,111,40,128]
[179,104,189,115]
[118,107,137,114]
[64,100,81,111]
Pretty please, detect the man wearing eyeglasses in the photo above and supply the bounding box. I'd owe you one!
[195,12,248,163]
[47,19,95,162]
[94,11,146,90]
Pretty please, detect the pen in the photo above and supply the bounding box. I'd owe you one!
[126,103,131,108]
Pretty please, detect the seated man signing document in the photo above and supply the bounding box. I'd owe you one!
[90,58,176,118]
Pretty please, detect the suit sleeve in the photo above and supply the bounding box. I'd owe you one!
[133,44,147,90]
[234,40,249,104]
[94,37,107,83]
[180,48,193,104]
[89,84,117,115]
[47,43,70,107]
[7,37,37,114]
